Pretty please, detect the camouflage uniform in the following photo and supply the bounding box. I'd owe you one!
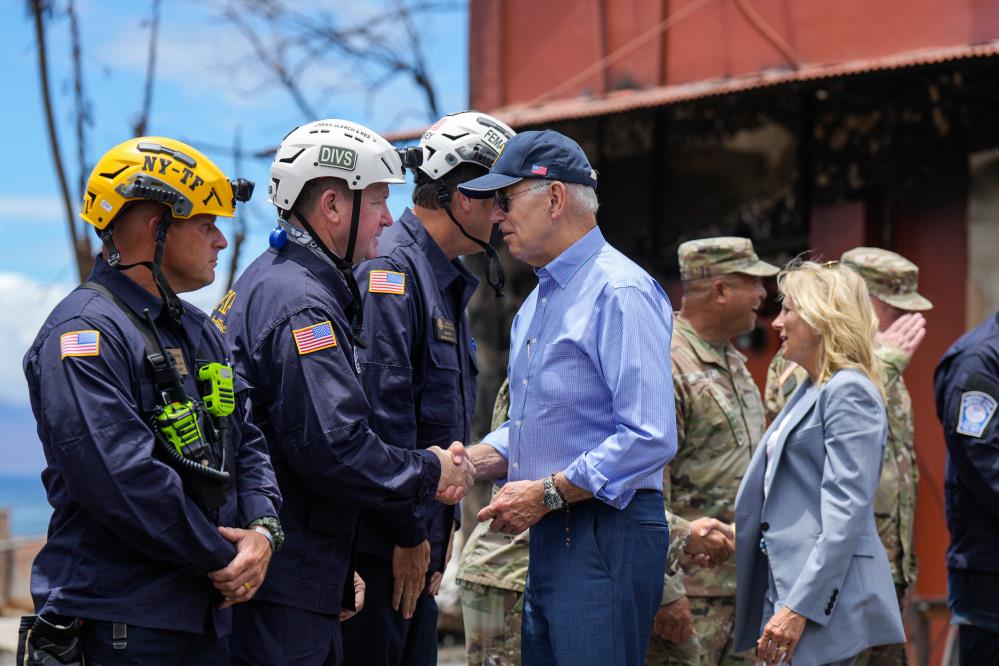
[648,238,777,666]
[764,247,932,666]
[458,379,527,666]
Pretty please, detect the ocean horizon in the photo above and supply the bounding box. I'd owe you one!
[0,473,51,537]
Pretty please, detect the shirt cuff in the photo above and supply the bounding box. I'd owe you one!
[662,573,687,605]
[482,423,510,460]
[193,540,238,576]
[385,504,429,548]
[416,448,441,504]
[563,456,634,509]
[239,494,281,533]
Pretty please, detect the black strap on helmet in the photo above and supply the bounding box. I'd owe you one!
[433,181,505,298]
[99,210,185,323]
[289,195,367,348]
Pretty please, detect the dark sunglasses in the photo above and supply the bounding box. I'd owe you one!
[495,184,544,212]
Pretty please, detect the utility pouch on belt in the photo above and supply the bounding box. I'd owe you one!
[17,614,85,665]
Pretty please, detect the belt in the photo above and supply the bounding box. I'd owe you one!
[568,488,660,510]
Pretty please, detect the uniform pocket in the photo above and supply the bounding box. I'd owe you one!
[420,341,460,426]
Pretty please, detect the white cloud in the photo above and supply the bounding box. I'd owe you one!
[0,270,233,407]
[0,195,66,222]
[0,272,73,405]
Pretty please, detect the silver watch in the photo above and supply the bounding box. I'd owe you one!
[542,474,566,511]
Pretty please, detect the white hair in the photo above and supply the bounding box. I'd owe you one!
[526,179,599,214]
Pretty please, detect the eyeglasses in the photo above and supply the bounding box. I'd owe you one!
[495,184,544,213]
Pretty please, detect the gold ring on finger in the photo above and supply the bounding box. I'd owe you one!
[242,582,252,592]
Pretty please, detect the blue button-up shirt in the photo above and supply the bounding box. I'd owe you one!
[482,226,677,508]
[354,209,480,571]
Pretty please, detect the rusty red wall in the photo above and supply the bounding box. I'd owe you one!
[470,0,999,111]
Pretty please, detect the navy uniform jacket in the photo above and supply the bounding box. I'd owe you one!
[354,209,478,572]
[935,311,999,573]
[22,257,281,637]
[935,311,999,631]
[213,237,442,615]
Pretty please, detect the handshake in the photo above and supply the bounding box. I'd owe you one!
[428,441,476,504]
[683,517,735,567]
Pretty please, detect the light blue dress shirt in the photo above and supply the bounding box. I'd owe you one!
[482,226,678,509]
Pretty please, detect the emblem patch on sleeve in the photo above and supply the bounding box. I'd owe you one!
[369,270,406,295]
[292,320,337,355]
[60,330,100,358]
[957,390,997,438]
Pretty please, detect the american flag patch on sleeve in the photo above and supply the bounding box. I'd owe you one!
[60,330,100,358]
[292,320,338,355]
[369,270,406,295]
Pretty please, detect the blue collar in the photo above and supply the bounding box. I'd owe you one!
[269,239,353,308]
[536,226,605,289]
[398,209,479,293]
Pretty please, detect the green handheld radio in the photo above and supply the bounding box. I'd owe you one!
[142,311,210,461]
[198,363,236,417]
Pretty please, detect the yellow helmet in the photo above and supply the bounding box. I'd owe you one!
[80,136,253,230]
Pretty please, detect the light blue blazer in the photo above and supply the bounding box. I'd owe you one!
[733,368,905,666]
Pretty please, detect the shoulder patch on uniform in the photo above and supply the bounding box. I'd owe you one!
[60,330,100,358]
[369,270,406,295]
[957,390,997,438]
[292,320,337,355]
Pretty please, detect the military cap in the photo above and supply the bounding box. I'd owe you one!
[841,247,933,311]
[678,237,779,281]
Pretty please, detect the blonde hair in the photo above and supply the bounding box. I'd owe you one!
[777,260,884,398]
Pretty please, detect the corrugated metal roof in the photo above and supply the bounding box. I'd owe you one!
[384,41,999,142]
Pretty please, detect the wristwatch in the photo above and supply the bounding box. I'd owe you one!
[542,474,566,511]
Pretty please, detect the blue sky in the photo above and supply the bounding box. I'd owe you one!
[0,0,468,473]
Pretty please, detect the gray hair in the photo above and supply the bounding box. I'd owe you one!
[525,179,599,215]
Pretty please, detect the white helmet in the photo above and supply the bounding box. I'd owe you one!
[268,119,405,212]
[417,111,516,181]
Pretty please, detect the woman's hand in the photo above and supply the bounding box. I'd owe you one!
[757,606,807,664]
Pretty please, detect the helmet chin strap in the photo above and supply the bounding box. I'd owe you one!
[289,192,367,348]
[434,181,505,298]
[99,211,185,323]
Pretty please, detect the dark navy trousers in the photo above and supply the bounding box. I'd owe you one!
[521,491,668,666]
[230,599,341,665]
[81,621,229,665]
[341,553,439,666]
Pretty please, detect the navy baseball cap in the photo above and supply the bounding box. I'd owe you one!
[458,129,598,198]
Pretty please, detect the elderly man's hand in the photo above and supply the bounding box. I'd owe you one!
[209,526,273,609]
[684,517,734,566]
[877,312,926,357]
[757,606,806,664]
[653,596,694,643]
[477,479,547,534]
[430,441,476,504]
[392,541,430,620]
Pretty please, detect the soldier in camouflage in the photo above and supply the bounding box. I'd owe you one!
[648,237,779,666]
[457,379,528,666]
[764,247,931,666]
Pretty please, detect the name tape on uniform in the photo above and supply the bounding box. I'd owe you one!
[60,330,100,359]
[369,270,406,295]
[292,320,337,355]
[957,390,997,438]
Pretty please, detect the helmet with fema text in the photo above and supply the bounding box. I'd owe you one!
[417,111,515,183]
